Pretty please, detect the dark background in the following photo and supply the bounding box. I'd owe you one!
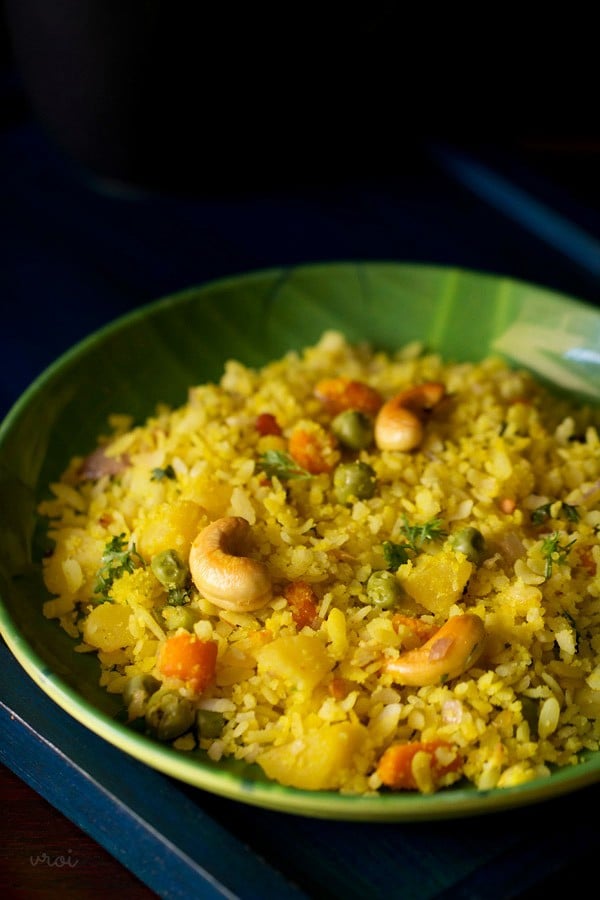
[1,3,599,427]
[1,3,599,897]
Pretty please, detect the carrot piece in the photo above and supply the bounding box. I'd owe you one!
[255,413,282,436]
[288,424,338,474]
[159,632,218,693]
[392,614,438,644]
[328,676,352,700]
[314,377,383,415]
[283,580,320,629]
[578,546,597,576]
[376,739,463,791]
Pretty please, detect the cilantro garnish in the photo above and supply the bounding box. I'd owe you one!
[382,540,412,571]
[399,515,447,552]
[531,503,552,525]
[166,586,191,606]
[382,516,447,571]
[531,501,580,525]
[94,533,145,600]
[562,503,580,523]
[257,450,312,481]
[540,532,576,579]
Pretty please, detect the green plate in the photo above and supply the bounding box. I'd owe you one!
[1,262,600,822]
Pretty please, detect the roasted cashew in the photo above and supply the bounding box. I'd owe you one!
[374,381,445,451]
[189,516,272,612]
[384,613,485,686]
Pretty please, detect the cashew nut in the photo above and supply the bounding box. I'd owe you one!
[189,516,272,612]
[374,381,445,451]
[384,613,485,686]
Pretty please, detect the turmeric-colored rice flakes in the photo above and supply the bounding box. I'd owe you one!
[38,331,600,794]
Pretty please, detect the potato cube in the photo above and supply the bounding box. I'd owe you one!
[399,549,472,615]
[257,722,367,790]
[256,634,333,692]
[137,500,206,560]
[83,602,133,652]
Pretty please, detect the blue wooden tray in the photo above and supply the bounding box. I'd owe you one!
[2,639,599,899]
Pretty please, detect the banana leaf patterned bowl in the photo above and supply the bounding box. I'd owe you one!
[1,262,599,821]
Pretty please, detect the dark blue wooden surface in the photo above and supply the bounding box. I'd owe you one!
[0,644,307,899]
[1,46,600,897]
[4,640,600,900]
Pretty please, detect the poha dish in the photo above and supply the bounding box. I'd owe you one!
[38,331,600,795]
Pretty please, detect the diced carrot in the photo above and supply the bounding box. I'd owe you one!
[288,424,339,474]
[578,546,597,576]
[499,497,517,514]
[328,676,352,700]
[158,632,218,693]
[314,377,383,415]
[376,739,463,791]
[392,614,438,644]
[283,580,320,629]
[255,413,282,436]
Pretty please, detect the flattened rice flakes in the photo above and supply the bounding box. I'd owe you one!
[38,331,600,794]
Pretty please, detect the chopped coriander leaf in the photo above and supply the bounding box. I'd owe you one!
[540,532,576,579]
[562,502,580,523]
[167,586,191,606]
[532,500,580,525]
[151,464,176,481]
[258,449,312,480]
[94,533,145,599]
[382,517,447,569]
[531,503,552,525]
[399,515,447,552]
[382,540,412,571]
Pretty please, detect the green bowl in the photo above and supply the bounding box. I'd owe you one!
[2,262,600,822]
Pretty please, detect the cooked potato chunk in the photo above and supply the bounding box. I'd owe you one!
[257,722,367,790]
[255,634,334,692]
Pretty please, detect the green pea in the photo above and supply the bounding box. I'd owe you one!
[331,410,374,450]
[145,690,195,741]
[450,527,487,565]
[333,461,377,505]
[196,708,226,739]
[122,673,161,709]
[366,570,402,609]
[151,549,188,589]
[162,605,195,632]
